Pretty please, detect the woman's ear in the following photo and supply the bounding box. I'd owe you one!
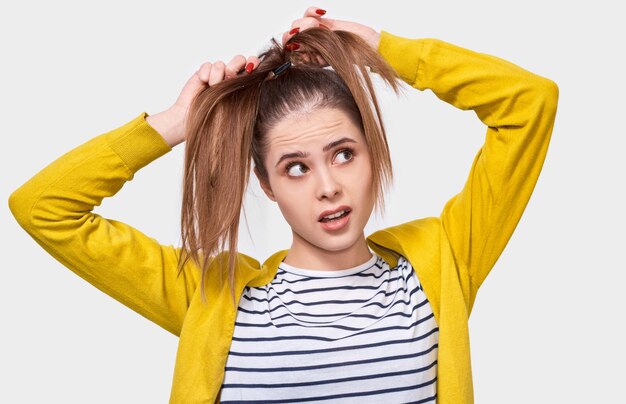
[254,166,276,202]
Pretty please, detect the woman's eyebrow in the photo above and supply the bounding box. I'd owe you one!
[274,137,357,168]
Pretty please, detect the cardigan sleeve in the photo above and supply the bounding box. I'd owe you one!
[8,112,200,337]
[377,31,559,306]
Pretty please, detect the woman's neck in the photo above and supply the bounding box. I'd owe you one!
[283,232,373,271]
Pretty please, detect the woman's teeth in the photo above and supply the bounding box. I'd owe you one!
[321,209,349,222]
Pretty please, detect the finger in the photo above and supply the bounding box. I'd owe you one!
[281,26,300,45]
[283,14,336,45]
[301,7,336,30]
[233,55,260,76]
[197,62,213,83]
[282,17,321,45]
[290,16,321,30]
[224,54,247,79]
[303,6,326,18]
[208,60,226,86]
[244,56,261,73]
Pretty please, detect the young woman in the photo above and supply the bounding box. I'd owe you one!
[8,5,558,404]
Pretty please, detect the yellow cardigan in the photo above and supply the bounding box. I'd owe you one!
[8,30,558,403]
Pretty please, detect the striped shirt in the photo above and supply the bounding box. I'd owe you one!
[218,252,439,403]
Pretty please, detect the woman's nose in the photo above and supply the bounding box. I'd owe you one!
[316,168,342,200]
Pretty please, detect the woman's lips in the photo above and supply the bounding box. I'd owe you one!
[318,205,352,222]
[319,210,351,231]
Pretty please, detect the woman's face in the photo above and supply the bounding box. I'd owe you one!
[255,107,375,254]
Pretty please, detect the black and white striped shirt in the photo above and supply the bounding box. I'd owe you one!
[219,252,439,403]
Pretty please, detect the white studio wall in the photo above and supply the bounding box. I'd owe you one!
[1,1,624,403]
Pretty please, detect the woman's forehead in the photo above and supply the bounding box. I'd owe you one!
[266,107,363,152]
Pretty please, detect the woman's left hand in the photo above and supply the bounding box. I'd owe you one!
[281,6,381,53]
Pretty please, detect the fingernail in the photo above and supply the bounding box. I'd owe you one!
[319,23,330,30]
[289,27,300,35]
[285,42,300,51]
[245,62,254,74]
[315,8,326,15]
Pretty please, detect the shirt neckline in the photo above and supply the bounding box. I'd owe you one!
[278,252,379,278]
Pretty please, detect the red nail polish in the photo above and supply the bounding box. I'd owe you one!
[289,27,300,35]
[315,8,326,15]
[245,62,254,73]
[285,42,300,51]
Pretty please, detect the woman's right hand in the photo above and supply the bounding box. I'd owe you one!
[147,54,261,148]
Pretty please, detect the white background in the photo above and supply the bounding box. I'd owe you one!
[2,1,624,403]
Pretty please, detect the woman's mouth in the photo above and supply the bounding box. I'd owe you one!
[319,209,350,222]
[318,208,352,231]
[318,206,352,221]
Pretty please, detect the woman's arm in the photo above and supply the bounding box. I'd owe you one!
[282,7,558,306]
[8,113,199,337]
[377,31,559,306]
[7,55,262,336]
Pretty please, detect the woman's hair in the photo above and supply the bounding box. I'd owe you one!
[177,28,403,305]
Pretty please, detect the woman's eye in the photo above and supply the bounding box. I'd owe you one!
[285,149,354,178]
[286,162,308,177]
[335,148,354,164]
